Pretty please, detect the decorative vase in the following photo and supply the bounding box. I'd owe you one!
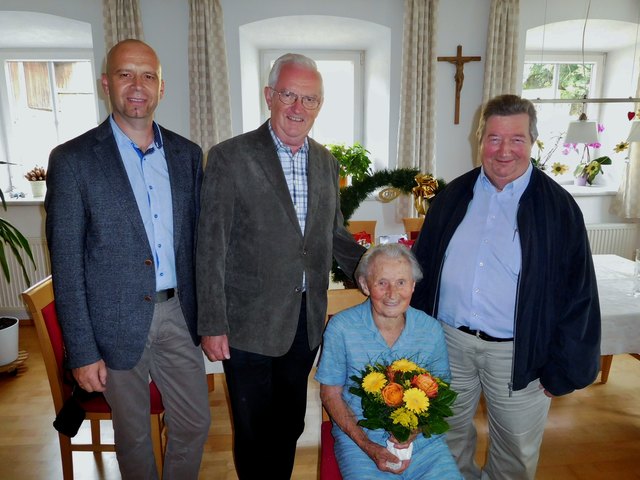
[29,180,46,198]
[574,175,588,187]
[0,316,19,366]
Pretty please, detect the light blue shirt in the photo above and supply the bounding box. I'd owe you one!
[438,163,533,338]
[110,116,176,291]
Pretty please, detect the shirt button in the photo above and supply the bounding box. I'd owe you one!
[144,259,153,266]
[479,262,484,267]
[294,287,302,293]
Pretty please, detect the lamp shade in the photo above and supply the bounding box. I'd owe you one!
[627,121,640,142]
[564,119,599,144]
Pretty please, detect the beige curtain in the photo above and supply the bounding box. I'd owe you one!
[102,0,144,50]
[188,0,232,154]
[397,0,439,175]
[611,75,640,219]
[482,0,519,103]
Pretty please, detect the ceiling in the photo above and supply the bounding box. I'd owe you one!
[0,11,92,49]
[526,19,639,53]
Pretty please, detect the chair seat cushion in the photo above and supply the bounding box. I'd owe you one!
[320,420,342,480]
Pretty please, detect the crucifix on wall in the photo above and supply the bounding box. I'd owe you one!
[438,45,481,124]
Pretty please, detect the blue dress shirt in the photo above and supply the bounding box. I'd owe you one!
[438,163,533,338]
[110,116,176,291]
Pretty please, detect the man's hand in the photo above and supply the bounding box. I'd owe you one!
[72,360,107,392]
[202,335,230,361]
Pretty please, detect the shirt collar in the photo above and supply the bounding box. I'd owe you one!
[479,161,533,195]
[267,120,308,154]
[109,115,163,151]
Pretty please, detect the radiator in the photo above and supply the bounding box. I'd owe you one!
[586,223,639,259]
[0,237,50,318]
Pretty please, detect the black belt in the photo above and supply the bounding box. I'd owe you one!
[155,288,176,303]
[458,325,513,342]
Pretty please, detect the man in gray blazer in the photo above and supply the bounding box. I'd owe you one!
[45,39,210,480]
[197,53,366,479]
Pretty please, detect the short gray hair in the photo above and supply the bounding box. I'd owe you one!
[267,53,323,95]
[355,243,423,292]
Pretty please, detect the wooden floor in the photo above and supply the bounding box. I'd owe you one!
[1,325,639,479]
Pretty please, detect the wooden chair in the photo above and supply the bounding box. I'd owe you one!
[22,276,165,480]
[320,288,368,480]
[402,217,424,241]
[346,220,377,245]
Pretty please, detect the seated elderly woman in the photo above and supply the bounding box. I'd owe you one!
[315,243,461,479]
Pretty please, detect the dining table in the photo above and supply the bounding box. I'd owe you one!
[592,254,640,383]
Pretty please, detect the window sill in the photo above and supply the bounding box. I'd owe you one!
[561,184,617,197]
[3,196,45,206]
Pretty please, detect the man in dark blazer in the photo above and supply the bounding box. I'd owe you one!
[45,39,210,480]
[197,53,366,479]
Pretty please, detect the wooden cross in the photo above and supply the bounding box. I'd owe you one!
[438,45,481,124]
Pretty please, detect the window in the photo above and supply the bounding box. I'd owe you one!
[0,54,99,196]
[522,53,607,182]
[260,50,364,146]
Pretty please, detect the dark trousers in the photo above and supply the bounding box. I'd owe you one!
[223,295,319,480]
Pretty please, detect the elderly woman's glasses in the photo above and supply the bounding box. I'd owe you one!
[268,87,321,110]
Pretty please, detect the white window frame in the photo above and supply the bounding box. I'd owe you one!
[0,49,100,193]
[259,49,364,145]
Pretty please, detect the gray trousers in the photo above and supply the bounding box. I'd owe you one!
[104,296,210,480]
[442,323,551,480]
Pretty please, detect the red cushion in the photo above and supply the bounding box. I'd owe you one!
[320,421,342,480]
[41,299,164,415]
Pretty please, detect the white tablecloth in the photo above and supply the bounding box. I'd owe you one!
[593,254,640,355]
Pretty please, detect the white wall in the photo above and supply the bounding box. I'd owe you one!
[2,0,638,245]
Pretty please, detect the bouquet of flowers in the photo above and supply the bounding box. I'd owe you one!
[349,358,457,443]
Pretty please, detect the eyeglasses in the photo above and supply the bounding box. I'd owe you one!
[268,87,321,110]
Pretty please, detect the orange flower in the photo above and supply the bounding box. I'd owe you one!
[381,382,404,407]
[411,373,439,398]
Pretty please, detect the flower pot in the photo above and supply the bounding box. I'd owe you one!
[0,317,19,366]
[29,180,46,198]
[574,175,588,186]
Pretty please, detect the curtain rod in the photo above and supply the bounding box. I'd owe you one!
[530,97,640,104]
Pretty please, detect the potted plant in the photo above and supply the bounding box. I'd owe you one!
[0,160,35,367]
[325,142,373,187]
[24,165,47,198]
[1,161,36,285]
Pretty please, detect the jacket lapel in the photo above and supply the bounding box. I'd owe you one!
[305,141,323,238]
[92,120,150,248]
[252,123,303,235]
[163,132,187,249]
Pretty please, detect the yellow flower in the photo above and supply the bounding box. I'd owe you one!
[390,359,420,373]
[390,407,419,430]
[551,162,569,176]
[403,388,430,413]
[362,371,387,394]
[585,160,600,176]
[614,141,629,153]
[535,139,544,150]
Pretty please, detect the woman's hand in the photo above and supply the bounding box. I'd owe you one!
[389,431,418,449]
[361,439,411,474]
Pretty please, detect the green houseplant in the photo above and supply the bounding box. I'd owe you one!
[0,161,36,285]
[326,142,373,184]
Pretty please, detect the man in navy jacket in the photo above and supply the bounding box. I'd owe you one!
[411,94,600,480]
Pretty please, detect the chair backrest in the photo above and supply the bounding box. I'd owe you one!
[326,289,367,319]
[402,217,424,241]
[346,220,376,245]
[22,275,68,412]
